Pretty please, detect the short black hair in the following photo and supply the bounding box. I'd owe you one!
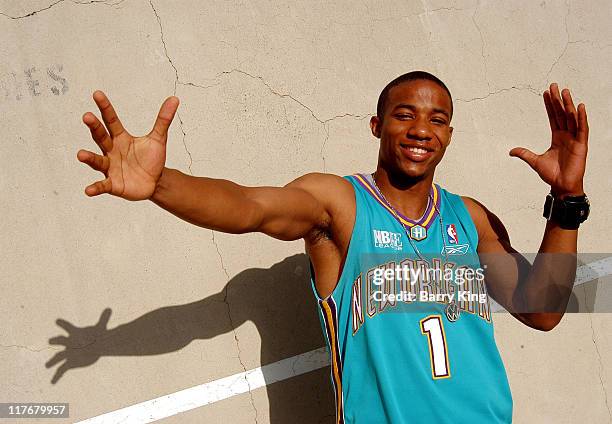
[376,71,453,121]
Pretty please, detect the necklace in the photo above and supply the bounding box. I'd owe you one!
[370,172,460,322]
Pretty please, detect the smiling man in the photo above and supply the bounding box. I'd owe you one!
[77,71,590,423]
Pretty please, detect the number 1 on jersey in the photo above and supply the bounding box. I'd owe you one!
[420,315,451,379]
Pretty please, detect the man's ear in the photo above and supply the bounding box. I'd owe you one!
[448,126,453,145]
[370,116,381,139]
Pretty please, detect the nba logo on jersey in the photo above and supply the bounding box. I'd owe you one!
[372,229,403,250]
[446,224,459,244]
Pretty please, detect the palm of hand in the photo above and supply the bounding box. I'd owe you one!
[105,133,166,200]
[510,83,588,197]
[77,91,179,200]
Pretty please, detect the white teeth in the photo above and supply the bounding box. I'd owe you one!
[408,147,428,154]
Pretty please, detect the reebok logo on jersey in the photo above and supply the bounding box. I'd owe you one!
[373,229,403,250]
[442,244,470,255]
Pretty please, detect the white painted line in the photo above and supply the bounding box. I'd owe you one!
[574,256,612,286]
[75,347,329,424]
[77,258,612,423]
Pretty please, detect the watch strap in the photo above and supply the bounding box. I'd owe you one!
[543,192,590,230]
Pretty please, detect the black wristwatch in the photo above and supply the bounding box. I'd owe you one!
[543,191,590,230]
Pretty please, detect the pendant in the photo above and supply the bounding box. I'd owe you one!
[410,224,427,241]
[445,301,460,322]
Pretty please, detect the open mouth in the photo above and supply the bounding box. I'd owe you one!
[399,144,433,162]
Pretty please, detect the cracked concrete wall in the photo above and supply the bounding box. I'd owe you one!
[1,0,611,423]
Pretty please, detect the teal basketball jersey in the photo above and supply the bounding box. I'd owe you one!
[311,173,513,424]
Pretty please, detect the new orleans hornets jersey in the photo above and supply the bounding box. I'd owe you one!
[310,173,512,423]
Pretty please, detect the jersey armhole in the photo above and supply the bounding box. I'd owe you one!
[310,175,360,302]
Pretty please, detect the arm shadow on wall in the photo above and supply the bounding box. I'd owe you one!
[46,253,335,424]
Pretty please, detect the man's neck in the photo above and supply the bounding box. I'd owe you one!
[372,168,434,221]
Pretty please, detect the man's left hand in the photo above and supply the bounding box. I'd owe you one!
[509,83,588,198]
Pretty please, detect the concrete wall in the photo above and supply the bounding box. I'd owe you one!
[1,0,610,422]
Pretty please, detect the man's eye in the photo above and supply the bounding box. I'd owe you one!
[395,114,413,119]
[432,119,446,125]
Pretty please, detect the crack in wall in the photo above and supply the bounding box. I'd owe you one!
[423,1,578,104]
[0,0,125,19]
[430,6,467,13]
[589,316,612,422]
[149,0,193,174]
[211,230,230,281]
[456,85,540,103]
[178,68,368,172]
[204,68,368,125]
[0,0,65,18]
[146,6,351,418]
[148,1,368,176]
[418,1,544,107]
[148,1,370,175]
[0,343,60,353]
[75,0,126,7]
[321,122,330,172]
[151,6,257,417]
[211,230,259,424]
[568,39,612,50]
[471,1,491,92]
[418,2,469,19]
[544,0,571,83]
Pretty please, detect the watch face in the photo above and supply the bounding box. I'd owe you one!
[544,194,554,220]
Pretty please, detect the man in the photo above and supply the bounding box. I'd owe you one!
[77,71,589,423]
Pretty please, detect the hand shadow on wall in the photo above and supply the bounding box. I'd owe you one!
[46,253,335,424]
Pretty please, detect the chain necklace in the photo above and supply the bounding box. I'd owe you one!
[370,172,460,322]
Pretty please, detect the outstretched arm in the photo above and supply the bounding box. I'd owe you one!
[77,91,347,241]
[150,169,339,240]
[466,83,589,331]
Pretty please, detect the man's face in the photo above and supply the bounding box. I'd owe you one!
[370,79,453,181]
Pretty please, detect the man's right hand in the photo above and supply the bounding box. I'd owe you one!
[77,91,179,200]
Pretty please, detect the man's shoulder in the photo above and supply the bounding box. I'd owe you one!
[460,196,486,217]
[458,196,510,243]
[289,172,353,185]
[286,172,354,202]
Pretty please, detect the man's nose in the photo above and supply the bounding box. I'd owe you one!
[407,120,433,141]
